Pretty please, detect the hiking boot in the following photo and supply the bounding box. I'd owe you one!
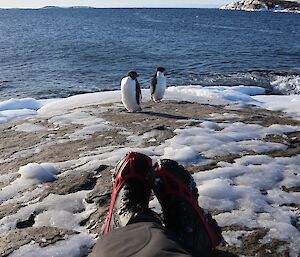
[103,152,156,235]
[152,159,223,257]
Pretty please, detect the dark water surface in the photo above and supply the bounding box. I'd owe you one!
[0,8,299,99]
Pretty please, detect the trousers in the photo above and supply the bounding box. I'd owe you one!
[90,222,192,257]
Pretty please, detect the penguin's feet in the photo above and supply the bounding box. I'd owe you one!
[127,107,142,113]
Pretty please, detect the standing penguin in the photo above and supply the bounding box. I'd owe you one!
[151,67,166,103]
[121,71,142,112]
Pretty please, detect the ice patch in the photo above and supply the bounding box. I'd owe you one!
[0,109,38,124]
[5,187,45,205]
[230,85,266,96]
[209,113,241,121]
[198,178,266,212]
[38,90,122,115]
[271,75,300,95]
[9,233,93,257]
[0,139,69,165]
[162,145,200,163]
[193,154,300,255]
[34,210,81,230]
[237,140,287,154]
[222,230,254,247]
[0,173,16,184]
[0,163,57,203]
[68,121,111,140]
[0,191,94,233]
[0,98,42,111]
[14,123,45,132]
[48,109,112,140]
[254,95,300,120]
[215,209,258,228]
[2,85,300,126]
[166,85,265,105]
[160,122,296,162]
[49,109,103,126]
[19,163,58,182]
[200,121,225,130]
[149,196,162,214]
[0,98,45,124]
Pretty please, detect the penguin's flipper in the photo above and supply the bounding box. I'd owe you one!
[135,80,142,105]
[151,76,157,95]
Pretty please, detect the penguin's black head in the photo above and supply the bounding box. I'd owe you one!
[127,71,139,80]
[157,67,165,73]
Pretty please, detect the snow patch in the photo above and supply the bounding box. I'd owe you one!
[19,163,58,182]
[0,191,94,233]
[160,122,297,161]
[0,98,43,111]
[0,163,57,203]
[254,95,300,120]
[14,123,45,132]
[9,233,94,257]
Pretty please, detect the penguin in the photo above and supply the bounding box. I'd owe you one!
[151,67,166,103]
[121,71,142,112]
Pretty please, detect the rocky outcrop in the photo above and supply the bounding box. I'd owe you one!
[221,0,300,13]
[0,227,76,257]
[1,100,300,256]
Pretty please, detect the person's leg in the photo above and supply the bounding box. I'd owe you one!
[152,159,223,257]
[92,222,192,257]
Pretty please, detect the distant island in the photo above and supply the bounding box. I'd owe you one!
[221,0,300,13]
[41,6,95,9]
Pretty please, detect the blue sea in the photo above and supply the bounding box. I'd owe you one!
[0,8,299,100]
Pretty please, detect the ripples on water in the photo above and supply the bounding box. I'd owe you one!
[0,8,299,99]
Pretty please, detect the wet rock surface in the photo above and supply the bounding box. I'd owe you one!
[218,227,289,257]
[39,171,100,200]
[0,227,76,257]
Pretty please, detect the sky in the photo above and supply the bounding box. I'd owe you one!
[0,0,230,9]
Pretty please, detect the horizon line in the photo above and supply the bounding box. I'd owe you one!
[0,6,222,10]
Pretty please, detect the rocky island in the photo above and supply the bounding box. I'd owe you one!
[221,0,300,13]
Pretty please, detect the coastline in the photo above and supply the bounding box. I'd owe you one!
[220,0,300,14]
[220,7,300,14]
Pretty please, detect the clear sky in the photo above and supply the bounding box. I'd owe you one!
[0,0,230,9]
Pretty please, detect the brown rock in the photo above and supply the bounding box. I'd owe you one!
[0,227,76,257]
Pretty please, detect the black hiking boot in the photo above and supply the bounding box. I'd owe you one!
[152,159,223,257]
[103,152,159,235]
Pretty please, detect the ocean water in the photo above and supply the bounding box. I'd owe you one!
[0,8,299,100]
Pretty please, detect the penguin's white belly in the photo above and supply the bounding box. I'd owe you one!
[153,77,166,101]
[121,77,141,111]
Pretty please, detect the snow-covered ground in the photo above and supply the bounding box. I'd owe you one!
[1,85,300,256]
[1,85,300,124]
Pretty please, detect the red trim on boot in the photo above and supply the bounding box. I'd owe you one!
[153,165,220,251]
[104,152,152,235]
